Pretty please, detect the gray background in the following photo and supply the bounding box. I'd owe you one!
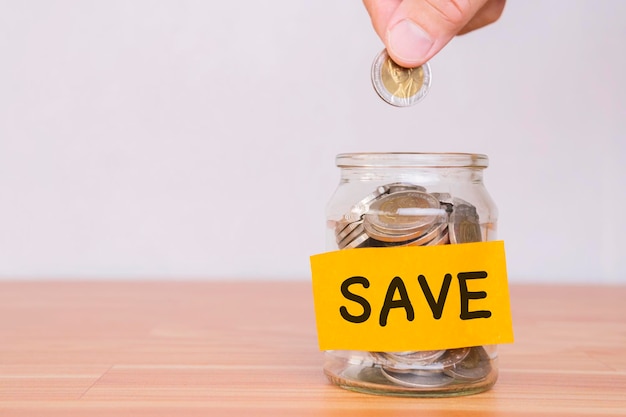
[1,1,624,283]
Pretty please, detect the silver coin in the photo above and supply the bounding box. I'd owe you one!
[341,232,370,249]
[369,351,392,366]
[383,350,446,367]
[444,346,492,381]
[335,220,363,244]
[355,366,393,386]
[371,49,432,107]
[354,237,374,248]
[334,217,356,237]
[337,223,367,249]
[381,368,453,388]
[449,203,482,244]
[438,348,471,368]
[369,351,438,371]
[381,366,442,376]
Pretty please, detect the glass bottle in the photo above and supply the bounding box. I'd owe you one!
[324,152,499,397]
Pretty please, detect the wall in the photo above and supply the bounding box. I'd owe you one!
[0,1,624,283]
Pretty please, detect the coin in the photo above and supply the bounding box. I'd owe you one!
[337,223,367,249]
[385,182,427,194]
[382,350,446,369]
[363,220,428,243]
[444,346,492,381]
[449,203,482,244]
[367,222,446,247]
[438,348,471,368]
[342,232,370,249]
[381,368,453,388]
[364,190,442,235]
[371,49,432,107]
[424,227,450,246]
[404,222,448,246]
[336,220,363,244]
[354,366,393,386]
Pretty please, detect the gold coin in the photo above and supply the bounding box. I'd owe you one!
[371,49,431,107]
[366,190,442,232]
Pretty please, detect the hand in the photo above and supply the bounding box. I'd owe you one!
[363,0,506,67]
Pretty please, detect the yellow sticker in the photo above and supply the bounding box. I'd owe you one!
[310,241,513,351]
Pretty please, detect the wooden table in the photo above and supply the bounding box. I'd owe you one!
[0,281,625,416]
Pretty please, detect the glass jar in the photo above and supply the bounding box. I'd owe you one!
[324,152,499,397]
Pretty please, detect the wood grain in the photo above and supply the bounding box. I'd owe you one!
[0,281,625,416]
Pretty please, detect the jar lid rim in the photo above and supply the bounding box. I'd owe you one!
[336,152,488,168]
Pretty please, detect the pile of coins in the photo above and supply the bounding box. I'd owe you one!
[334,182,481,250]
[336,346,493,389]
[333,182,489,388]
[373,347,492,388]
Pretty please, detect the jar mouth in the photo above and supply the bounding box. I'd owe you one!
[336,152,488,168]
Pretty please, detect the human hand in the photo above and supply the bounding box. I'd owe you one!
[363,0,506,67]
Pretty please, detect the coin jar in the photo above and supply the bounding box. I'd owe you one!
[323,152,499,397]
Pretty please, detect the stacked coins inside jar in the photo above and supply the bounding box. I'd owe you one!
[324,152,499,397]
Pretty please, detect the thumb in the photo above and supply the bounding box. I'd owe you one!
[364,0,495,68]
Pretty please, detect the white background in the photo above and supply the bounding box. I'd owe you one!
[0,1,624,283]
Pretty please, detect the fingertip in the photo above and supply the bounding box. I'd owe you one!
[386,19,435,68]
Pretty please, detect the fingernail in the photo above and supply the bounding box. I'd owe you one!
[387,19,434,66]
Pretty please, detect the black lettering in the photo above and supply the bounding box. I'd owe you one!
[379,276,414,327]
[418,273,452,319]
[458,271,492,320]
[339,276,371,323]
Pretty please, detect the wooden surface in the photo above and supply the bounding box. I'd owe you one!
[0,281,625,416]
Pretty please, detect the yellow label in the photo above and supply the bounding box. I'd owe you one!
[310,241,513,351]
